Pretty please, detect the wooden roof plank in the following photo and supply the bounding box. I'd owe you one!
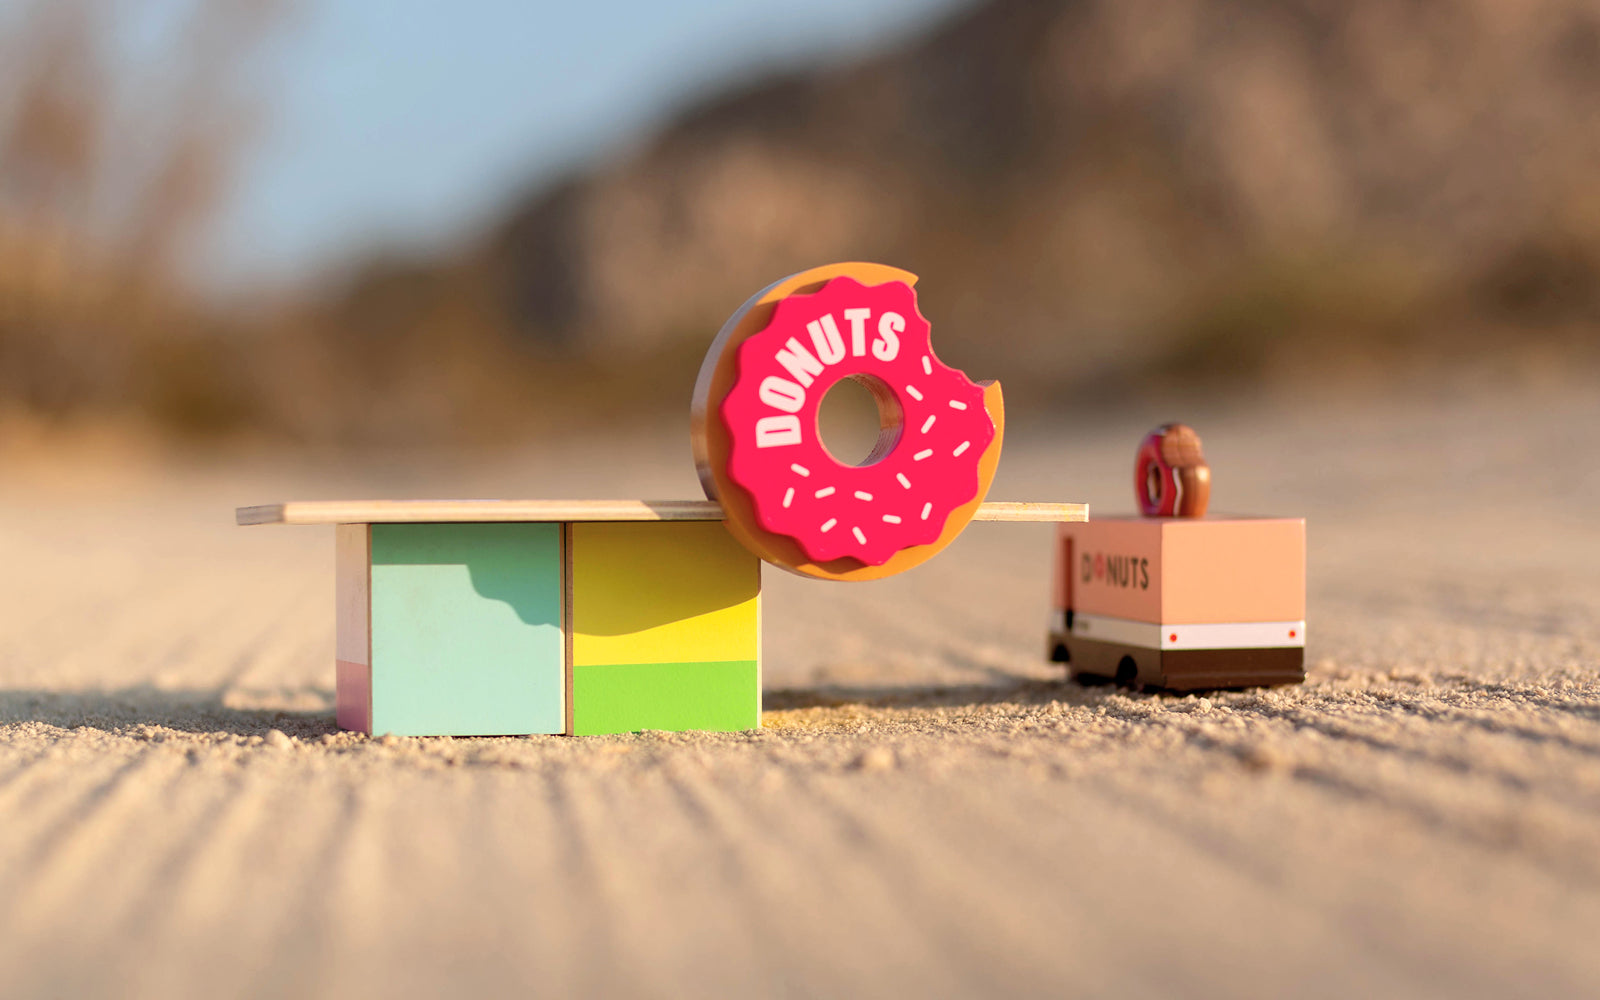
[236,499,1087,526]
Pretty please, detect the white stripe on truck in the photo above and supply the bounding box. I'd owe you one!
[1069,612,1304,651]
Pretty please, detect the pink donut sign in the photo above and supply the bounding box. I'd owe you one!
[719,276,996,566]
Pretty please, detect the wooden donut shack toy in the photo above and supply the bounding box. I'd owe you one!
[239,262,1086,737]
[1047,424,1305,691]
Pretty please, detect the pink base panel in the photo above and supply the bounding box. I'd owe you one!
[335,524,373,733]
[336,658,372,733]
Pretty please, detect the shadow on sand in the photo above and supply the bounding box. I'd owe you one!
[763,677,1106,713]
[0,676,1126,739]
[0,686,338,739]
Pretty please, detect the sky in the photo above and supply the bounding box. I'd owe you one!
[194,0,968,294]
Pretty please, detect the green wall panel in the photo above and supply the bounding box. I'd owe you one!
[571,660,759,736]
[370,523,563,736]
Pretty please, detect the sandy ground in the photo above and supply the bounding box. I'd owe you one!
[0,378,1596,998]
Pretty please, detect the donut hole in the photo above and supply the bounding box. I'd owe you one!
[1144,463,1165,507]
[816,374,904,468]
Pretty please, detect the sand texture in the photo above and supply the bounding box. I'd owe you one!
[0,383,1596,998]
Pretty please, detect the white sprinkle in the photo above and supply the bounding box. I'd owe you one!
[905,384,924,401]
[920,502,933,520]
[821,518,837,532]
[782,487,795,508]
[814,486,836,499]
[882,514,902,524]
[854,490,873,501]
[896,473,912,489]
[921,356,932,375]
[791,463,810,477]
[913,449,933,461]
[920,415,937,434]
[953,440,970,457]
[852,526,867,545]
[948,400,967,410]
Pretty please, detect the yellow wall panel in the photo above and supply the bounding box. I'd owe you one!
[570,521,760,666]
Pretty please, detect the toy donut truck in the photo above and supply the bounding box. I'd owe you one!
[1049,424,1306,691]
[239,261,1085,737]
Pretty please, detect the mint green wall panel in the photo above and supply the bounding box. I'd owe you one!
[369,523,563,736]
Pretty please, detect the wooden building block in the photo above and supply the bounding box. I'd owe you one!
[568,521,760,735]
[570,521,759,665]
[367,523,565,736]
[571,661,758,736]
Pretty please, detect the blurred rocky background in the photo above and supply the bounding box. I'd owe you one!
[3,0,1599,449]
